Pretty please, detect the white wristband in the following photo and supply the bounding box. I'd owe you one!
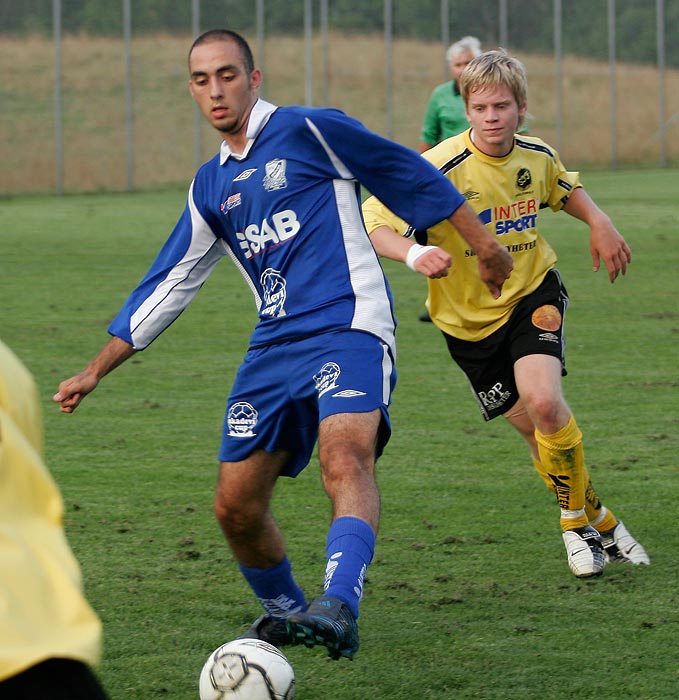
[405,243,438,271]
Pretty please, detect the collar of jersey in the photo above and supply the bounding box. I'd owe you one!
[465,128,516,163]
[219,98,277,164]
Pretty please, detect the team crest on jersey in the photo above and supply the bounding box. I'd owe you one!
[516,168,532,190]
[263,159,288,191]
[260,268,287,317]
[234,168,257,181]
[220,193,241,213]
[314,362,341,397]
[227,401,258,437]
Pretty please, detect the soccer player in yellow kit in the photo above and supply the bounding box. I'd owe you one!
[362,50,649,578]
[0,339,108,699]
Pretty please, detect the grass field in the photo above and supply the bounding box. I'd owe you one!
[1,168,678,699]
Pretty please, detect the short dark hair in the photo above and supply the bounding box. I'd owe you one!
[189,29,255,73]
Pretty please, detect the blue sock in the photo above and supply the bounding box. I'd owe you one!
[323,516,376,619]
[239,556,307,618]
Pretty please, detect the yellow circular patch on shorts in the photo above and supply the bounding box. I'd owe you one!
[531,304,562,331]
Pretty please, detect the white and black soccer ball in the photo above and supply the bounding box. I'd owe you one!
[199,639,295,700]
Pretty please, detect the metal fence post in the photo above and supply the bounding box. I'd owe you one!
[123,0,134,190]
[305,0,313,106]
[53,0,63,195]
[554,0,562,154]
[192,0,202,170]
[384,0,393,139]
[608,0,618,170]
[657,0,667,167]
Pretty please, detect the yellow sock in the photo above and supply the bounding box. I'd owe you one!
[589,505,618,533]
[535,416,589,531]
[532,456,619,532]
[582,467,619,531]
[531,456,555,493]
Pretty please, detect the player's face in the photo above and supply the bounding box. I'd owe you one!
[188,39,261,146]
[449,50,474,82]
[465,83,527,157]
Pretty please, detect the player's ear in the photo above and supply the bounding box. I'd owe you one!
[250,68,263,91]
[518,100,528,120]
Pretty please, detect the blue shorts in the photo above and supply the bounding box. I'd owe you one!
[218,330,397,476]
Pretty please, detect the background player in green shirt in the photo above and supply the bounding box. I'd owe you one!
[418,35,482,154]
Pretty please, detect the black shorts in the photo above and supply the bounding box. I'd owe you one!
[0,658,109,700]
[442,269,569,421]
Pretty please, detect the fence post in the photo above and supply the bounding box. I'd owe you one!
[384,0,393,139]
[192,0,202,170]
[554,0,562,154]
[657,0,667,167]
[608,0,618,169]
[53,0,63,195]
[123,0,134,191]
[305,0,313,106]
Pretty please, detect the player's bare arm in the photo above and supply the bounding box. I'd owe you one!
[53,336,136,413]
[369,225,452,279]
[448,202,513,298]
[562,187,631,283]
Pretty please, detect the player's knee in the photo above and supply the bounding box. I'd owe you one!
[524,394,565,432]
[214,491,260,538]
[320,451,375,492]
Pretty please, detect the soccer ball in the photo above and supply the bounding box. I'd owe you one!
[199,638,295,700]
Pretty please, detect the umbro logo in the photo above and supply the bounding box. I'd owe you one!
[332,390,367,398]
[234,168,257,181]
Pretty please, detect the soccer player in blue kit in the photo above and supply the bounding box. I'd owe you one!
[53,29,512,660]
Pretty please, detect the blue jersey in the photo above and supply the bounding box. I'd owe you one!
[109,100,465,352]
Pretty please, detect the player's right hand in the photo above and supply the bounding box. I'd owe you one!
[412,246,452,279]
[477,242,513,299]
[53,372,99,413]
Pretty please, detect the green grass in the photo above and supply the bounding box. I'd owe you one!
[1,168,678,699]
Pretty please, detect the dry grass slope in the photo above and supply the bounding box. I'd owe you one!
[2,32,678,194]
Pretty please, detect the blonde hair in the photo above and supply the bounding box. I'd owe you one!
[459,49,528,109]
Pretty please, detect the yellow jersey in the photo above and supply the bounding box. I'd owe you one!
[362,129,581,341]
[0,340,102,681]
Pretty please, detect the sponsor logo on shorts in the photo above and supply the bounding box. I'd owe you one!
[478,382,512,412]
[332,389,367,398]
[314,362,341,397]
[227,401,258,437]
[538,332,559,343]
[532,304,562,332]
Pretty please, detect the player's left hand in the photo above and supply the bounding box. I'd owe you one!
[590,218,631,283]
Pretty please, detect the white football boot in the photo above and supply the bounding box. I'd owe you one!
[562,525,606,577]
[599,521,650,565]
